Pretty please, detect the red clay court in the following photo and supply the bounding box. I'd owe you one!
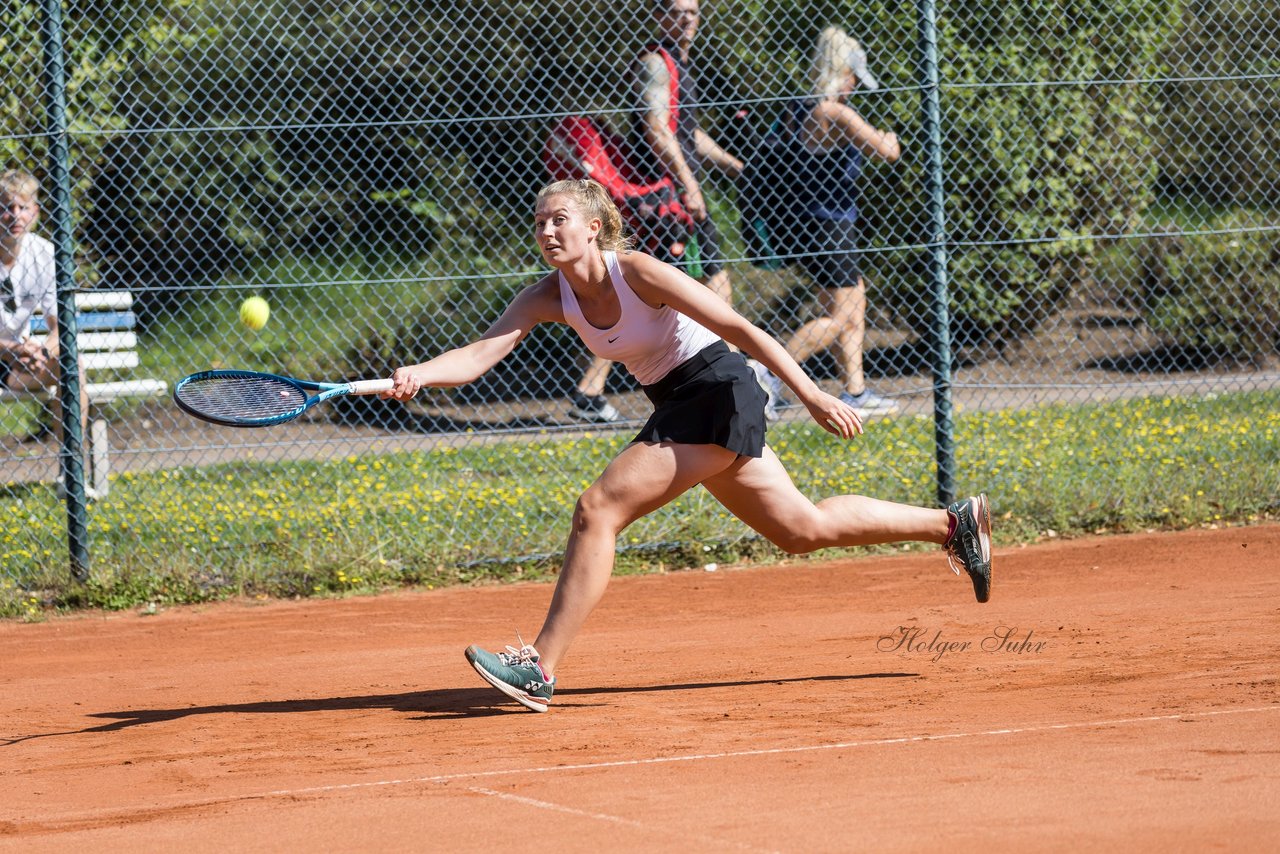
[3,524,1278,851]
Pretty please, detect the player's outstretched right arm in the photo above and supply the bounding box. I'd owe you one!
[385,275,559,401]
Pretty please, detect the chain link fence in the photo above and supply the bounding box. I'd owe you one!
[2,0,1277,599]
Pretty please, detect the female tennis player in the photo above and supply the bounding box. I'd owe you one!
[384,178,991,712]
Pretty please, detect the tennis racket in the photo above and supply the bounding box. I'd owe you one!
[174,370,395,427]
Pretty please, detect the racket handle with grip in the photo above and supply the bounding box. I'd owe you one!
[347,379,396,395]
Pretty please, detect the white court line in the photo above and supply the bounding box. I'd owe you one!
[256,703,1280,799]
[468,787,777,854]
[21,703,1280,828]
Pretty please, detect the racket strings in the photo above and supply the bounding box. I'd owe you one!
[176,375,308,421]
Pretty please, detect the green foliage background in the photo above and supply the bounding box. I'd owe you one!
[1136,212,1280,359]
[3,0,1279,612]
[3,0,1213,351]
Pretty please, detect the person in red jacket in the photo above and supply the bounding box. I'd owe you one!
[567,0,745,424]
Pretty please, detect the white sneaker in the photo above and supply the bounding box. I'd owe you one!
[839,388,900,415]
[567,393,622,423]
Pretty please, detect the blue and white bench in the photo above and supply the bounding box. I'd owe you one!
[2,290,167,495]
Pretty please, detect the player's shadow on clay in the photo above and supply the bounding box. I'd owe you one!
[557,671,919,697]
[1,672,918,744]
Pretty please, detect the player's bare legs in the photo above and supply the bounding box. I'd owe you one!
[702,446,949,553]
[469,441,987,708]
[533,440,738,675]
[703,449,989,602]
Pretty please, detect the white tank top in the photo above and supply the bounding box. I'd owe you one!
[559,251,719,386]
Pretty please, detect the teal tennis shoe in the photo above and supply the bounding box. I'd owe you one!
[465,642,555,712]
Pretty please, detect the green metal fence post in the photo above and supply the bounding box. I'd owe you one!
[39,0,91,579]
[915,0,957,508]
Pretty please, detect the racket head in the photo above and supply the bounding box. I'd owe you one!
[174,370,315,427]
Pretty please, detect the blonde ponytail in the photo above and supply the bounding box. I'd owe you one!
[536,179,636,251]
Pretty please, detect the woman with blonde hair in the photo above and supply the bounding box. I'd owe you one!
[755,26,903,417]
[385,178,991,712]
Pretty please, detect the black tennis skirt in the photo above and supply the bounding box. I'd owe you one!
[634,341,769,458]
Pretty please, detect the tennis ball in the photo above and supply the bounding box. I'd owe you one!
[239,296,270,331]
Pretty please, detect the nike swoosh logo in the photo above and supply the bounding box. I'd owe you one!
[607,336,620,343]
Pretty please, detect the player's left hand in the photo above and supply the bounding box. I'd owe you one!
[806,390,864,439]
